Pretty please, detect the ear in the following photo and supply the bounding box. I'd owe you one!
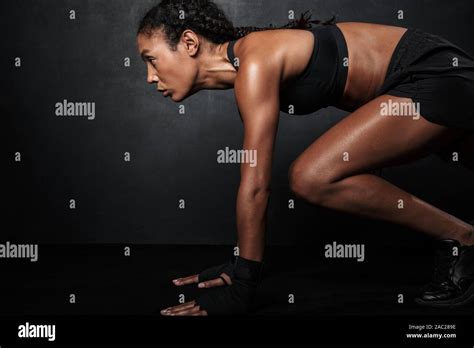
[181,29,200,57]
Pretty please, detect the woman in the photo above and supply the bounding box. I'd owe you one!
[136,0,474,316]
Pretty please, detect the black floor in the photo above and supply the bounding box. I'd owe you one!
[1,243,472,316]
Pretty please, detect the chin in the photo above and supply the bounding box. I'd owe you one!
[171,93,186,103]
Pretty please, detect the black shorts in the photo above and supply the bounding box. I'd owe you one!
[376,28,474,130]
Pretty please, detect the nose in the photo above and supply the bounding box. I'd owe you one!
[147,65,159,84]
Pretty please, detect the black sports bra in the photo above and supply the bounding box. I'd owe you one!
[226,24,349,115]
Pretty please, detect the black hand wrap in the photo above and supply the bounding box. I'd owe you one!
[198,257,236,283]
[195,256,264,315]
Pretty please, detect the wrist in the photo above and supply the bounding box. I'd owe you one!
[234,255,264,284]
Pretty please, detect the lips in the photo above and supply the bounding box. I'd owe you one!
[159,89,169,97]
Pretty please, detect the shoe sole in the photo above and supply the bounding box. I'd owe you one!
[415,282,474,308]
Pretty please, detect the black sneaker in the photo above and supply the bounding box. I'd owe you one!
[415,239,474,307]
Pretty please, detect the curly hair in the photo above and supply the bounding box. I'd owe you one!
[137,0,336,50]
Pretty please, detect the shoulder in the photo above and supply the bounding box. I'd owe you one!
[231,33,289,112]
[232,30,289,76]
[233,40,282,106]
[233,29,316,93]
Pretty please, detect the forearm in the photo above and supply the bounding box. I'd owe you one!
[236,185,270,262]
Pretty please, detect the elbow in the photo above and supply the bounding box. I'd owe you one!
[240,183,271,200]
[250,185,271,198]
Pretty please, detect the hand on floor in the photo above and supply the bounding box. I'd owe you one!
[161,300,207,316]
[161,256,263,316]
[171,260,235,288]
[160,260,235,316]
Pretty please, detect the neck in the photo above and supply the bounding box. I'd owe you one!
[192,42,236,92]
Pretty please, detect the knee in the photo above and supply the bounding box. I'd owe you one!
[288,160,334,204]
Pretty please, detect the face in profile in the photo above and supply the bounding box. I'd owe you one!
[137,30,199,102]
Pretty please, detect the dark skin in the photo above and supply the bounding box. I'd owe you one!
[137,22,474,316]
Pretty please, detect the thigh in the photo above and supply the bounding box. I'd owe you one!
[292,94,464,183]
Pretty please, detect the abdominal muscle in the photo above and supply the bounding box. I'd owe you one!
[335,22,408,112]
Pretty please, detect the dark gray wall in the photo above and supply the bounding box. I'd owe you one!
[4,0,474,244]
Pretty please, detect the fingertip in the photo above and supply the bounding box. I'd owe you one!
[198,282,205,288]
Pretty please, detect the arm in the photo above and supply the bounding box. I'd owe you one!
[234,59,282,262]
[161,56,282,317]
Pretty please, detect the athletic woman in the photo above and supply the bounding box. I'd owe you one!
[136,0,474,316]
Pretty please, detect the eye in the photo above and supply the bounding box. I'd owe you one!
[142,55,157,66]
